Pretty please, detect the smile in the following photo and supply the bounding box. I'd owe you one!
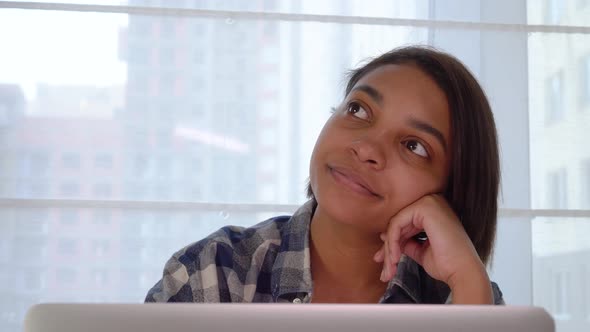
[328,166,381,199]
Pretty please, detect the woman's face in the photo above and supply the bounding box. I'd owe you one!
[309,64,452,233]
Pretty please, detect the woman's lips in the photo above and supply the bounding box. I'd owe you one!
[328,166,381,198]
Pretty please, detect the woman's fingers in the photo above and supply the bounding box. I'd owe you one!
[402,238,427,266]
[378,208,430,282]
[373,246,384,263]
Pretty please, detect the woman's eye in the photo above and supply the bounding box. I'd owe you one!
[346,102,369,120]
[405,140,429,158]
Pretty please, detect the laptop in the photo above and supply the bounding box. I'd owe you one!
[24,303,554,332]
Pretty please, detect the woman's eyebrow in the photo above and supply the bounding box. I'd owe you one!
[350,84,383,106]
[407,117,448,153]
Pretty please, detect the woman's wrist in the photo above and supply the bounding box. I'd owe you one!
[448,261,493,304]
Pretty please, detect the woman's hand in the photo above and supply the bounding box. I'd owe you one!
[373,194,493,304]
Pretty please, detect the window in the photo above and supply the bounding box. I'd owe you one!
[132,154,151,179]
[159,18,176,40]
[129,16,152,36]
[16,209,49,234]
[92,269,109,287]
[584,160,590,209]
[92,240,110,257]
[546,71,564,123]
[159,72,175,96]
[193,23,205,36]
[0,104,8,127]
[583,55,590,106]
[259,155,277,174]
[192,49,205,64]
[28,182,49,197]
[547,168,568,209]
[260,127,277,145]
[56,268,77,285]
[546,0,565,24]
[59,209,79,225]
[2,2,590,332]
[57,239,77,255]
[30,152,50,177]
[128,46,150,66]
[94,154,113,169]
[92,210,112,225]
[554,271,571,318]
[159,48,175,67]
[262,22,277,39]
[59,182,80,197]
[155,156,171,177]
[61,153,80,170]
[583,265,590,319]
[23,270,44,290]
[92,183,112,198]
[259,184,275,202]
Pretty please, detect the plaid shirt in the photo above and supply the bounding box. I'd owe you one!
[145,200,504,304]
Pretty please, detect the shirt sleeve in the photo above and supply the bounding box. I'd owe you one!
[491,281,505,305]
[145,252,194,302]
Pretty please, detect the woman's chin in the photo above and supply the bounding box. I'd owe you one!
[316,194,387,234]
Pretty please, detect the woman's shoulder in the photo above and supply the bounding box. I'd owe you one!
[172,215,292,268]
[146,215,293,302]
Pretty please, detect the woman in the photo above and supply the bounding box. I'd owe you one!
[145,46,503,304]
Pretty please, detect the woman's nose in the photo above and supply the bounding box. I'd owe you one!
[350,136,387,170]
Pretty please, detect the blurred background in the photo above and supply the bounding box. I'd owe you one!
[0,0,589,331]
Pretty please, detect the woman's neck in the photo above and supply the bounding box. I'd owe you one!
[309,204,387,302]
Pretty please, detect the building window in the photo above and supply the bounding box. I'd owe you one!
[17,209,49,234]
[547,168,567,209]
[56,268,77,285]
[30,152,50,177]
[259,184,275,202]
[0,104,8,126]
[159,47,175,67]
[94,153,113,169]
[24,270,44,290]
[159,18,176,40]
[583,265,589,319]
[262,22,278,39]
[125,182,146,200]
[92,269,109,287]
[61,153,81,170]
[546,71,564,124]
[582,55,590,106]
[92,240,110,257]
[159,72,175,96]
[59,182,80,197]
[129,16,152,36]
[583,160,590,209]
[546,0,565,24]
[554,271,571,318]
[28,182,49,197]
[92,210,112,225]
[59,209,79,225]
[155,156,171,177]
[193,23,204,36]
[192,49,205,65]
[132,154,151,179]
[93,183,112,198]
[57,238,77,255]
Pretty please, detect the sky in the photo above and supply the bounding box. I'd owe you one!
[0,7,128,101]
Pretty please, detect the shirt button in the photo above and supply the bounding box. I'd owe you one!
[292,298,302,304]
